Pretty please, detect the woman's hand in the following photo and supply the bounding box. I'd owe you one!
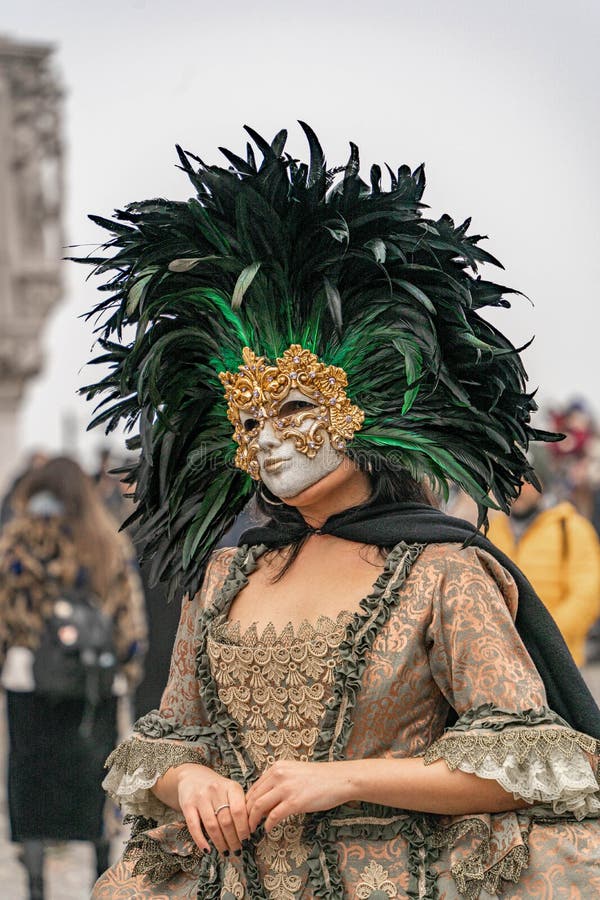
[245,760,355,833]
[156,763,251,856]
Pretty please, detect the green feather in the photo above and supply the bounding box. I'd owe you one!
[76,124,559,600]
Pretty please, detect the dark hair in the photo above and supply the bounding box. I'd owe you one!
[255,456,435,581]
[14,456,125,599]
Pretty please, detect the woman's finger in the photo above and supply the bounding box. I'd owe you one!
[181,803,210,853]
[246,770,272,803]
[264,799,294,833]
[247,786,283,832]
[198,799,229,855]
[214,801,242,853]
[227,785,251,845]
[246,769,276,807]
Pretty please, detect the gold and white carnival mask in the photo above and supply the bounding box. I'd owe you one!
[218,345,365,498]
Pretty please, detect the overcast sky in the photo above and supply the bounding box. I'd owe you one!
[3,0,599,467]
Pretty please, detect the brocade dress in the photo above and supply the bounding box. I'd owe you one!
[94,541,600,899]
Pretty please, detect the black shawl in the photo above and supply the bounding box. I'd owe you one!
[240,501,600,739]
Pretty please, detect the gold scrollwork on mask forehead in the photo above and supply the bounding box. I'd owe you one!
[218,344,365,478]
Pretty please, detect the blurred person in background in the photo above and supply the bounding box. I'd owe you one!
[0,450,49,528]
[566,439,600,534]
[486,477,600,666]
[0,456,147,900]
[547,398,597,508]
[548,399,594,464]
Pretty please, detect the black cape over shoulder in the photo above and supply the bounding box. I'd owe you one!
[240,501,600,740]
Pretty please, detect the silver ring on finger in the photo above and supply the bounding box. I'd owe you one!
[214,803,231,817]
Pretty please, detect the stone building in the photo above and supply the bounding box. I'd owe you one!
[0,35,64,492]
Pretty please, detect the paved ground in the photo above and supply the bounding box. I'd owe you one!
[0,696,130,900]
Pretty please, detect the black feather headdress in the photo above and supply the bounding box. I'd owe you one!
[76,123,558,600]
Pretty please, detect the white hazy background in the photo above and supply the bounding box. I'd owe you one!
[3,0,599,464]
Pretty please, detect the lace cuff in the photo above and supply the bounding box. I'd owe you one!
[431,811,530,900]
[103,710,219,821]
[424,705,600,820]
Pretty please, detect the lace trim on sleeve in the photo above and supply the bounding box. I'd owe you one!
[424,705,600,820]
[103,734,211,822]
[430,813,531,900]
[122,816,206,885]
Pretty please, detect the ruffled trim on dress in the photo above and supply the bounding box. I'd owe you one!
[429,811,532,900]
[311,542,425,764]
[302,542,427,900]
[122,815,220,892]
[195,544,268,787]
[194,541,426,900]
[103,711,220,821]
[424,704,600,820]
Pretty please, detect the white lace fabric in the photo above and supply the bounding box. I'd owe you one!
[425,719,600,820]
[455,741,600,819]
[103,763,179,822]
[102,734,207,822]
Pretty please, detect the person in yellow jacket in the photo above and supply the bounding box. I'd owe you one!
[487,481,600,666]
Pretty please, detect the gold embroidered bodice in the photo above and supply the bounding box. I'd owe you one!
[207,611,355,900]
[208,611,355,768]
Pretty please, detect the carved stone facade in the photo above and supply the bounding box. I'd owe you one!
[0,36,63,491]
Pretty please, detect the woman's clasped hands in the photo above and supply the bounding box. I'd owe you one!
[172,760,356,856]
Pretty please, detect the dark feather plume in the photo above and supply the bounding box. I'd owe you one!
[74,124,559,599]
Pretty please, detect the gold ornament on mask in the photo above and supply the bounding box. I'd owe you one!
[218,344,365,478]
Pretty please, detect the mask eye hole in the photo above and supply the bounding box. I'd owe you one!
[241,417,259,432]
[278,399,316,417]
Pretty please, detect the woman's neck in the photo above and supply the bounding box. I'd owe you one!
[284,461,372,529]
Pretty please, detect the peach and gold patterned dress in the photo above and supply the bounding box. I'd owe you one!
[94,542,600,899]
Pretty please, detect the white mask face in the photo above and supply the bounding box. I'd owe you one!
[239,389,345,498]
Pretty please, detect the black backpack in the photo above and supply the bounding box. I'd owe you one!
[33,587,118,709]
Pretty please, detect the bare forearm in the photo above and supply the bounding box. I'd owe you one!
[341,757,531,815]
[151,763,208,812]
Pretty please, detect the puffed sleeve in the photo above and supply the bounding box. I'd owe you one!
[102,547,234,822]
[423,545,600,820]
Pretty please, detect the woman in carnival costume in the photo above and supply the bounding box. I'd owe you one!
[79,124,600,899]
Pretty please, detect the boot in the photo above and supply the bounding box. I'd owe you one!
[27,875,44,900]
[21,840,45,900]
